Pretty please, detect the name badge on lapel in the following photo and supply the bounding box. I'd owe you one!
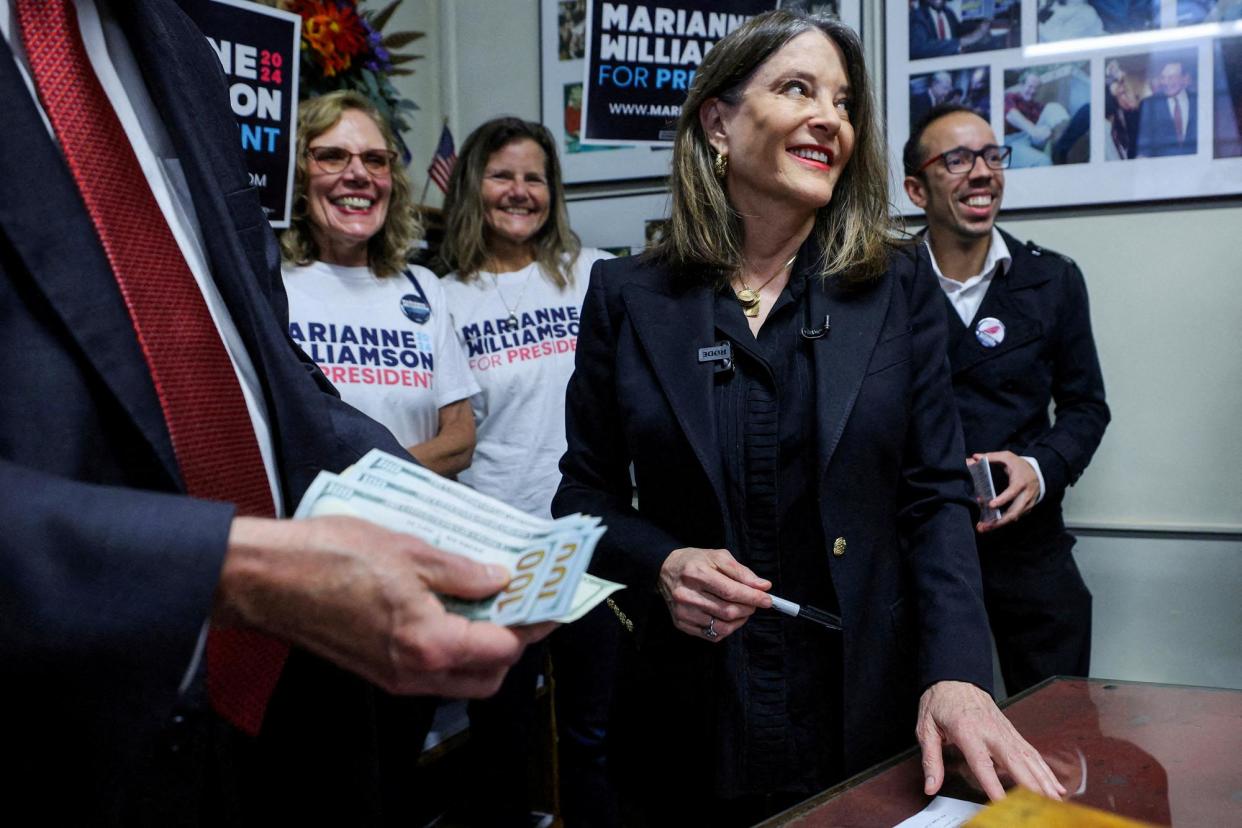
[698,341,733,375]
[975,317,1005,348]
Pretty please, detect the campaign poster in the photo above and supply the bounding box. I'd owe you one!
[184,0,301,227]
[581,1,776,146]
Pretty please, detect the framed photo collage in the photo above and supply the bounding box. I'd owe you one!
[888,0,1242,210]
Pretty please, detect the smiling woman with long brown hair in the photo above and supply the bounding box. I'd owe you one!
[439,117,619,827]
[552,10,1063,824]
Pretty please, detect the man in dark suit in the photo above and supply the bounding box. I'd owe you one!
[910,0,988,59]
[912,71,953,129]
[1135,59,1197,157]
[903,105,1110,696]
[0,2,540,823]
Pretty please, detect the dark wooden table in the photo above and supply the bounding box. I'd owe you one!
[759,678,1242,827]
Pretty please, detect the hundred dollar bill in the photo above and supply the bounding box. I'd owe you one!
[553,574,625,625]
[295,472,558,624]
[344,450,602,613]
[524,527,607,623]
[335,469,596,621]
[294,460,623,625]
[346,449,599,537]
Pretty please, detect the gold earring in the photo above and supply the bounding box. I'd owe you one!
[713,151,728,180]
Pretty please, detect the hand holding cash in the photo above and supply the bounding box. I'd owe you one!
[294,449,624,626]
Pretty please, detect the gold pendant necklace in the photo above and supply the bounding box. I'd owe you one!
[734,253,797,318]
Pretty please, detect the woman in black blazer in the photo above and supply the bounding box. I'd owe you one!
[552,10,1063,825]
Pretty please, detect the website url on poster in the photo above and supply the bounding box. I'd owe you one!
[607,101,681,117]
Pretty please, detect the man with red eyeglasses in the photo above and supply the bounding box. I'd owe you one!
[902,104,1110,698]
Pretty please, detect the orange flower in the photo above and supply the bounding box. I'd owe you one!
[290,0,369,76]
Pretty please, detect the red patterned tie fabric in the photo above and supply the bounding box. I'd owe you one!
[936,11,947,39]
[18,0,288,736]
[1172,95,1184,144]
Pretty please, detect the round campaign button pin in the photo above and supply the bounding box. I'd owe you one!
[975,317,1005,348]
[400,294,431,324]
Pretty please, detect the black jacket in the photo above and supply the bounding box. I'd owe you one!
[937,228,1110,535]
[553,242,993,786]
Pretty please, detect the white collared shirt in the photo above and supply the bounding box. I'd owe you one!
[925,227,1012,327]
[924,228,1045,505]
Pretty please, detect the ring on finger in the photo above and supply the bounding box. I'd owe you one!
[703,617,719,639]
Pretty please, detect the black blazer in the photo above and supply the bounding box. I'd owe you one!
[553,243,993,773]
[940,228,1110,534]
[0,2,402,823]
[1135,91,1197,157]
[910,3,964,60]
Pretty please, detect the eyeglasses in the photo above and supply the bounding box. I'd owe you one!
[307,146,397,175]
[917,144,1012,175]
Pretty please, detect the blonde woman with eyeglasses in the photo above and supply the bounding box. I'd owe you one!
[280,91,478,478]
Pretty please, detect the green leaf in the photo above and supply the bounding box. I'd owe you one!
[382,31,425,49]
[389,54,421,66]
[361,68,381,99]
[367,0,402,32]
[388,68,415,76]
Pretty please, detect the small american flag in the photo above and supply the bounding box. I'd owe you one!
[427,124,457,193]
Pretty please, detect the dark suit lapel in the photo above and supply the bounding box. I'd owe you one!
[120,2,328,499]
[0,31,180,484]
[1186,92,1197,145]
[118,0,275,346]
[808,264,893,478]
[950,231,1047,375]
[622,282,728,514]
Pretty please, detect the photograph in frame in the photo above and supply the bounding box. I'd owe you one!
[910,66,991,127]
[1002,61,1091,168]
[1038,0,1158,42]
[908,0,1020,61]
[1215,37,1242,157]
[1106,49,1199,159]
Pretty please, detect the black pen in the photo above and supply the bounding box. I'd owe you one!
[769,595,842,630]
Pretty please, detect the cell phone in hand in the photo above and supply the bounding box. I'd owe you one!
[969,460,1003,524]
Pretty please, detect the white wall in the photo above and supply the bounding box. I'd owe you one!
[390,0,542,208]
[1001,206,1242,534]
[384,0,445,206]
[1076,532,1242,690]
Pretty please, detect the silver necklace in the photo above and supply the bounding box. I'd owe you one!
[490,269,534,327]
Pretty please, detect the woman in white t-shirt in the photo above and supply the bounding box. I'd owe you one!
[279,91,478,476]
[439,117,618,828]
[440,120,610,517]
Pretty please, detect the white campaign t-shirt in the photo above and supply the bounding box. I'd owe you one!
[443,249,611,518]
[282,261,479,448]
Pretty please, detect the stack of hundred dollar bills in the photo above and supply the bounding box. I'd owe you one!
[294,448,623,625]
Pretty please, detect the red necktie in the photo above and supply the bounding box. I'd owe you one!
[18,0,288,736]
[1172,95,1184,144]
[936,11,947,39]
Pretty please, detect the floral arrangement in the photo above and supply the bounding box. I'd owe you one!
[282,0,423,153]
